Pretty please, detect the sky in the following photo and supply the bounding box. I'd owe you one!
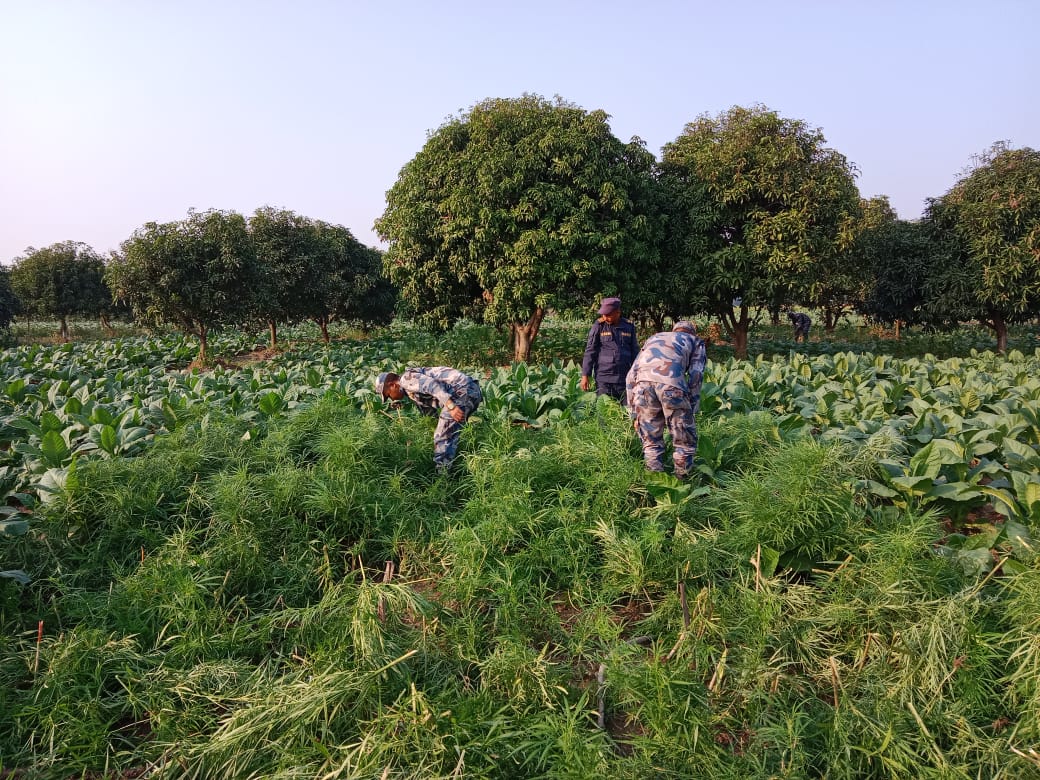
[1,0,1037,264]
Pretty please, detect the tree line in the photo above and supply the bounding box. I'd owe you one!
[1,209,394,362]
[3,96,1037,361]
[378,96,1040,359]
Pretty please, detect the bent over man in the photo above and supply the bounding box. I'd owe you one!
[788,311,811,343]
[580,296,639,403]
[376,367,482,472]
[625,321,707,480]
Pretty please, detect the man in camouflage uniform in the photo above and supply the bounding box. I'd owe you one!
[625,321,707,480]
[788,311,811,343]
[376,367,482,472]
[580,296,639,404]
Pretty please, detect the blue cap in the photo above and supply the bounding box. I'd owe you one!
[598,297,621,315]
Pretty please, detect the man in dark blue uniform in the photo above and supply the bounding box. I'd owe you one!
[580,297,639,404]
[788,311,812,343]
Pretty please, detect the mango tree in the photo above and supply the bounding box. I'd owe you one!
[306,225,394,342]
[376,93,663,362]
[249,207,320,349]
[857,208,931,337]
[109,209,258,364]
[921,142,1040,354]
[659,105,861,357]
[0,267,17,335]
[8,241,110,341]
[807,196,893,333]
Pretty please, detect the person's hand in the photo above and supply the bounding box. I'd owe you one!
[449,405,465,423]
[580,376,590,392]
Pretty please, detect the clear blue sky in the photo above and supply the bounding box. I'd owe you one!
[1,0,1037,263]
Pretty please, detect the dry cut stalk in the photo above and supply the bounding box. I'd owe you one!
[829,656,841,708]
[708,647,729,692]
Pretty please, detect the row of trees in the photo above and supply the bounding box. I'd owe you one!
[3,210,394,361]
[378,95,1040,358]
[5,97,1034,362]
[0,242,113,341]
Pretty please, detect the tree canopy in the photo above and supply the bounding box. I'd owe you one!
[376,93,662,361]
[920,142,1040,353]
[659,105,861,356]
[9,241,110,341]
[305,222,395,342]
[249,207,322,349]
[857,205,931,333]
[0,267,18,334]
[109,209,258,364]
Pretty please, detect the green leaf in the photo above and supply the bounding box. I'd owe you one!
[758,546,780,577]
[907,439,964,478]
[927,482,982,502]
[39,430,71,468]
[99,424,118,456]
[859,479,899,499]
[258,391,285,416]
[644,472,693,505]
[943,546,994,576]
[1001,559,1029,575]
[1002,519,1035,561]
[890,475,934,493]
[978,485,1018,517]
[1002,437,1040,467]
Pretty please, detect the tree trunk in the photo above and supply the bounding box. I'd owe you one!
[894,320,901,340]
[769,303,781,327]
[823,305,841,334]
[510,307,545,363]
[990,313,1008,354]
[319,318,330,344]
[732,323,749,358]
[721,304,750,359]
[59,315,69,342]
[197,324,208,365]
[268,320,278,350]
[100,313,114,335]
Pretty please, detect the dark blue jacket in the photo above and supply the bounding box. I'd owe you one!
[582,317,639,383]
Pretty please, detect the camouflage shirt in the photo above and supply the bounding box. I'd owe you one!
[398,367,480,416]
[625,330,707,401]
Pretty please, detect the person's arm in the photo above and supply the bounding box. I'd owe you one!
[580,321,601,390]
[686,339,707,414]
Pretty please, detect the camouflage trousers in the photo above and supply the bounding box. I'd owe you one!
[433,380,483,470]
[630,381,698,479]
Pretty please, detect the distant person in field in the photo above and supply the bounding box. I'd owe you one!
[375,367,482,472]
[788,311,812,343]
[580,296,639,404]
[625,321,707,481]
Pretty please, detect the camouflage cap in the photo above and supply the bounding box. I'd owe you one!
[375,372,391,397]
[673,320,697,335]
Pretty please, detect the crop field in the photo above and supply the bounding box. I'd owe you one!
[2,322,1040,778]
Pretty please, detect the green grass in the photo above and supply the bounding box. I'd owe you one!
[3,388,1040,778]
[4,320,1040,777]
